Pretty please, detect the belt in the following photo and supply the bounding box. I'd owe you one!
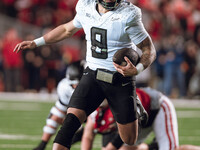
[85,67,135,85]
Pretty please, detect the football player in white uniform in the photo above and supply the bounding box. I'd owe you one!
[33,61,84,150]
[14,0,156,150]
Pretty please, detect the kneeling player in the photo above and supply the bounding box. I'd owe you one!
[33,61,84,150]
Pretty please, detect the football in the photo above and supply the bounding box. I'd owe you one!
[113,48,140,66]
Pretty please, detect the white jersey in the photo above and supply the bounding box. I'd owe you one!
[73,0,148,71]
[57,78,75,106]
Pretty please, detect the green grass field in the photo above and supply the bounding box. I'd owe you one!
[0,99,200,150]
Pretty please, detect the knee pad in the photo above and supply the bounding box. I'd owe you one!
[54,113,81,149]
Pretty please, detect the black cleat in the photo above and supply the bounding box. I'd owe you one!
[136,96,148,128]
[33,141,47,150]
[148,138,159,150]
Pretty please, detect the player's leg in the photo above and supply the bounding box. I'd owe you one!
[53,67,106,150]
[33,101,67,150]
[113,125,152,150]
[153,95,179,150]
[117,121,138,145]
[105,133,124,150]
[116,112,147,145]
[105,78,147,145]
[53,108,86,150]
[105,111,150,150]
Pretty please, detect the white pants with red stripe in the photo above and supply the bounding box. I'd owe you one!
[153,95,179,150]
[136,95,179,150]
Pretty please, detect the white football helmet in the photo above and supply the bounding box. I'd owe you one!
[66,60,85,83]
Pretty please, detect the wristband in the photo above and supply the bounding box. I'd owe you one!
[33,37,46,47]
[136,63,144,75]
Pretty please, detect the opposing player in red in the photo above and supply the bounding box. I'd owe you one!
[82,87,179,150]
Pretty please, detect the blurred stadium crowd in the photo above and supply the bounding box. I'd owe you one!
[0,0,200,99]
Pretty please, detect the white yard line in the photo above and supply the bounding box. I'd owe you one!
[0,133,40,140]
[172,99,200,108]
[0,92,57,102]
[0,144,35,149]
[176,110,200,118]
[0,92,199,107]
[0,102,41,111]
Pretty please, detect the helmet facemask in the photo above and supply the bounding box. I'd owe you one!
[66,61,84,82]
[97,0,122,11]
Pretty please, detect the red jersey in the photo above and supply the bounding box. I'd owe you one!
[93,106,117,134]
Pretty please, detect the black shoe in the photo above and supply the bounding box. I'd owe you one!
[33,141,47,150]
[148,138,159,150]
[136,96,148,128]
